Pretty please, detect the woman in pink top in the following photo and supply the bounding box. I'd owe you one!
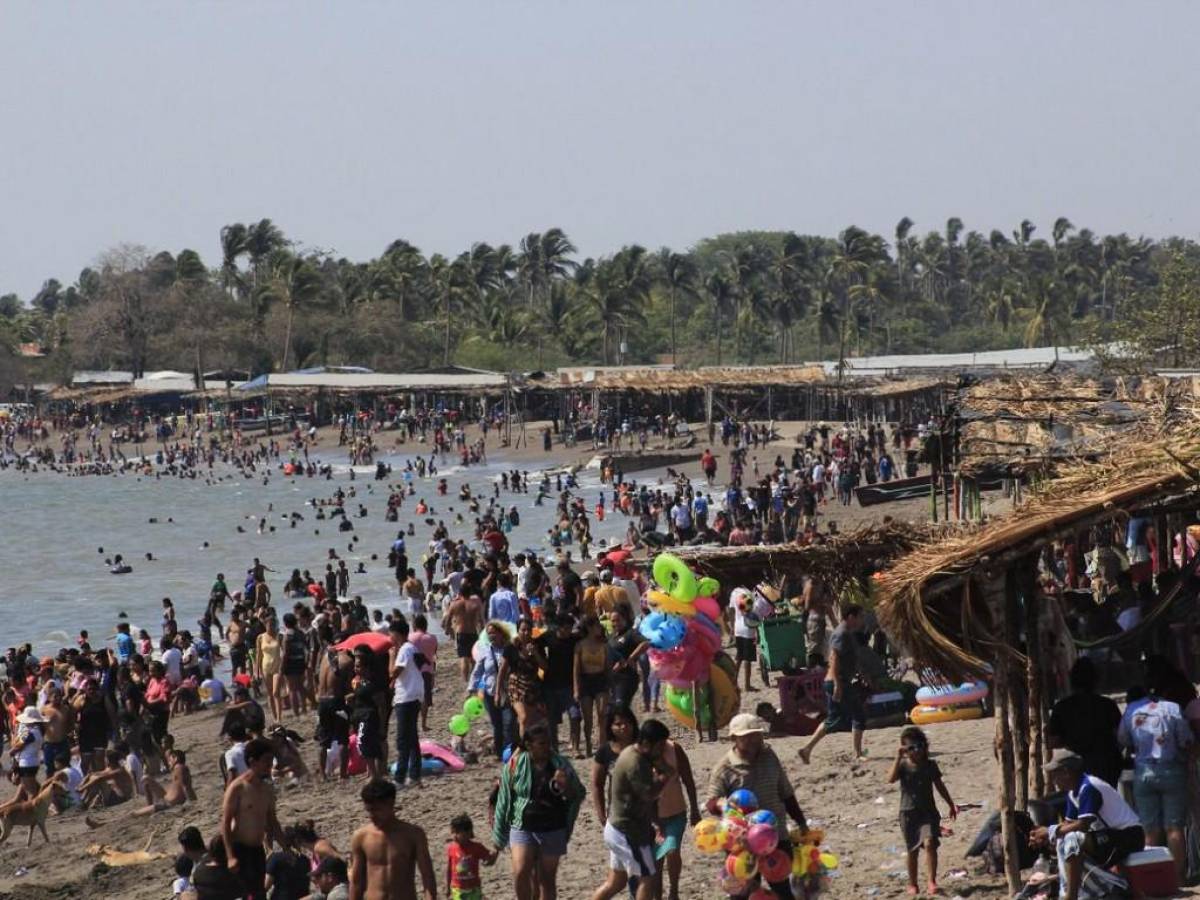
[409,614,439,731]
[143,661,173,754]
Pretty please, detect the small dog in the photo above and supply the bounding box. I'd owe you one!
[0,780,59,846]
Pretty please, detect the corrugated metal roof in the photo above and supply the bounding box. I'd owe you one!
[816,346,1098,376]
[72,371,134,385]
[240,372,508,392]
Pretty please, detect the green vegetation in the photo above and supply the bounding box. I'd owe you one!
[0,216,1188,389]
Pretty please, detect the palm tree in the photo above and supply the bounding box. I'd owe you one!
[256,251,323,370]
[219,223,248,297]
[426,254,466,366]
[704,272,736,365]
[830,226,886,378]
[245,219,287,292]
[1052,217,1074,248]
[584,246,652,364]
[656,250,697,366]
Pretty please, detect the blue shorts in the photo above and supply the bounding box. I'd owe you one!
[823,681,867,732]
[1132,762,1187,830]
[655,812,687,859]
[510,827,569,856]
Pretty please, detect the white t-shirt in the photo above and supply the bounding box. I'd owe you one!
[392,642,425,705]
[162,647,183,686]
[15,724,43,767]
[224,742,248,778]
[172,875,191,896]
[62,765,83,806]
[124,752,144,795]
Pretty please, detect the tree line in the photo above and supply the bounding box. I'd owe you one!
[0,216,1195,390]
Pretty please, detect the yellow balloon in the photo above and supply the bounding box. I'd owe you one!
[693,818,724,854]
[819,852,839,870]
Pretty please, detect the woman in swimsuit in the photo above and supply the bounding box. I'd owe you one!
[496,617,548,739]
[256,615,284,722]
[573,615,610,756]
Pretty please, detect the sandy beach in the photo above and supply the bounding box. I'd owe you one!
[0,419,1011,899]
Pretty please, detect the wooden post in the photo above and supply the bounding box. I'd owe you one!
[993,573,1023,895]
[1025,556,1046,799]
[1008,566,1030,813]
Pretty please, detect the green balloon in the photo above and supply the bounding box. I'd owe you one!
[463,696,485,721]
[448,714,470,737]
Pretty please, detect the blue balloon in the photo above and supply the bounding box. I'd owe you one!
[502,745,514,763]
[748,809,778,829]
[727,789,759,813]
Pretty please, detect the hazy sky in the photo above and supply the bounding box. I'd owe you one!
[3,2,1198,297]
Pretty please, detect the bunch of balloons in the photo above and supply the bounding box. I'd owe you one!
[641,553,736,729]
[449,695,486,737]
[694,790,839,897]
[693,790,792,897]
[788,826,839,895]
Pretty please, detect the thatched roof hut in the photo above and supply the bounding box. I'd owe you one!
[877,419,1200,892]
[667,520,950,600]
[954,373,1200,476]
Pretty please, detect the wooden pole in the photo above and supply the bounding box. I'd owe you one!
[994,573,1023,895]
[1008,565,1030,812]
[1027,593,1046,800]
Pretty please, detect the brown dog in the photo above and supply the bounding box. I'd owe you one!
[0,781,59,846]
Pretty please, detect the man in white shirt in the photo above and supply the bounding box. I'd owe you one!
[161,637,183,688]
[389,621,426,787]
[223,723,249,782]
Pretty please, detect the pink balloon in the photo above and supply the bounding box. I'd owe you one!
[745,823,778,856]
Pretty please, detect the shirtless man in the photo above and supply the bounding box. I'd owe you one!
[222,737,285,900]
[227,610,248,679]
[800,575,834,663]
[349,779,436,900]
[132,748,196,816]
[440,592,484,685]
[39,688,73,775]
[79,749,135,809]
[316,642,353,780]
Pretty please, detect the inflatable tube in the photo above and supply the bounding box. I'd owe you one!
[712,651,738,687]
[652,554,699,602]
[639,612,687,650]
[686,616,722,657]
[663,662,739,730]
[283,463,296,476]
[419,740,466,771]
[693,595,721,623]
[646,590,695,617]
[915,682,989,708]
[697,576,720,598]
[910,705,984,726]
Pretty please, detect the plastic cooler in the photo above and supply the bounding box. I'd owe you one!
[777,672,827,736]
[1119,847,1177,897]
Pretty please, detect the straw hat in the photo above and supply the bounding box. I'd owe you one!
[17,707,47,725]
[728,713,769,737]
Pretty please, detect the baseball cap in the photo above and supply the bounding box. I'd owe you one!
[1043,749,1083,773]
[728,713,769,737]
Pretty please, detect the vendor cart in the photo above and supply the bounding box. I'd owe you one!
[757,614,806,686]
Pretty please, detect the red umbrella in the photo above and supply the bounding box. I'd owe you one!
[334,632,391,654]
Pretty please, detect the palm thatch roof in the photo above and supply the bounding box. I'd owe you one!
[956,374,1200,475]
[667,520,951,599]
[879,419,1200,676]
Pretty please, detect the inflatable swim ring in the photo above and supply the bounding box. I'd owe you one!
[639,611,687,650]
[697,576,720,597]
[646,590,696,617]
[419,740,466,772]
[915,681,989,708]
[693,595,722,623]
[909,705,984,726]
[652,554,699,602]
[663,661,739,730]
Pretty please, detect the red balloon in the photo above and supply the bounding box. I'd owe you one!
[758,848,791,883]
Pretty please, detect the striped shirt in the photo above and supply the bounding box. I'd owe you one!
[706,746,796,825]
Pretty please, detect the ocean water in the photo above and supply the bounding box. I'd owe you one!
[0,452,629,655]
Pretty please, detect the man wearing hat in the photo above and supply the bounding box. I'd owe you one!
[706,714,808,900]
[1029,749,1144,900]
[310,855,349,899]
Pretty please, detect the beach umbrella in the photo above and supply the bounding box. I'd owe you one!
[334,632,391,653]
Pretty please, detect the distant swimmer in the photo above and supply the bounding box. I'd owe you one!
[110,554,132,575]
[145,553,155,561]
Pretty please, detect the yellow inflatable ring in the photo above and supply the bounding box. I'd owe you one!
[652,553,699,602]
[647,590,695,616]
[909,705,983,726]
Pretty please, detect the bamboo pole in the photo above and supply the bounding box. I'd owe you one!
[1027,567,1046,800]
[994,574,1023,895]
